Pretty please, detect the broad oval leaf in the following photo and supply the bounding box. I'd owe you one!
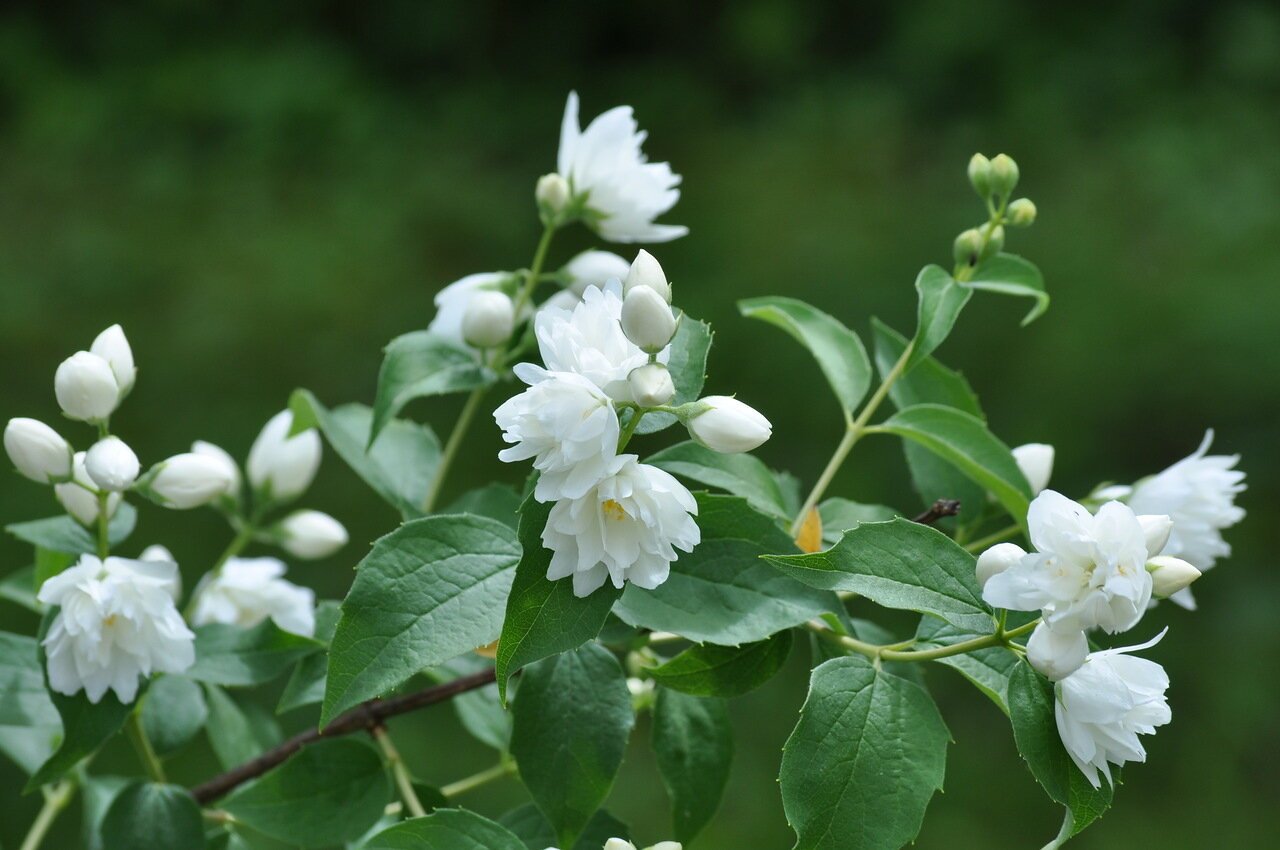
[203,684,281,770]
[817,498,899,547]
[221,738,390,846]
[635,314,712,435]
[140,675,207,756]
[780,654,949,850]
[498,804,630,850]
[0,565,39,613]
[738,296,872,414]
[909,263,972,370]
[0,632,60,776]
[510,643,634,849]
[101,783,203,850]
[187,620,322,688]
[444,483,523,529]
[321,514,520,726]
[915,617,1021,714]
[966,252,1049,325]
[649,630,792,698]
[6,504,138,556]
[765,518,992,632]
[652,689,733,843]
[647,440,789,519]
[370,330,496,446]
[363,808,527,850]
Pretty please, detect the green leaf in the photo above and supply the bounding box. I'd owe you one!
[6,504,138,556]
[875,404,1032,527]
[188,620,322,688]
[510,644,634,848]
[140,676,207,756]
[649,630,792,698]
[817,498,899,546]
[370,331,496,446]
[0,565,39,612]
[634,314,712,435]
[909,263,972,370]
[780,654,949,850]
[321,514,520,727]
[101,783,203,850]
[363,808,527,850]
[1008,661,1114,836]
[34,548,77,592]
[275,600,341,714]
[204,684,280,770]
[738,296,872,414]
[222,739,390,846]
[966,252,1049,325]
[495,496,620,703]
[81,775,131,850]
[647,440,789,519]
[614,495,836,645]
[444,483,523,529]
[915,617,1019,714]
[0,632,60,776]
[765,518,992,632]
[498,804,630,850]
[652,689,733,843]
[290,390,441,520]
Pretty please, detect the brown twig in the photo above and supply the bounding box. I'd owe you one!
[911,499,961,526]
[190,667,497,804]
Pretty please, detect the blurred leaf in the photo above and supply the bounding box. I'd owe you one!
[0,632,60,776]
[204,684,279,770]
[444,483,523,528]
[140,675,206,756]
[363,808,526,850]
[635,313,713,435]
[7,504,138,557]
[965,253,1049,325]
[321,515,519,727]
[908,264,971,370]
[652,689,733,843]
[101,782,203,850]
[817,498,899,545]
[369,331,495,447]
[188,620,322,688]
[0,565,39,612]
[34,548,77,593]
[780,655,948,850]
[498,804,630,850]
[276,600,341,714]
[221,739,390,847]
[739,296,872,414]
[81,775,130,850]
[510,644,634,849]
[649,630,792,698]
[647,440,789,519]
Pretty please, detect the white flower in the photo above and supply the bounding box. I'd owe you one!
[4,418,73,484]
[687,396,772,454]
[564,250,631,296]
[55,451,121,526]
[54,351,120,422]
[602,841,682,850]
[90,324,137,397]
[620,286,677,353]
[191,557,315,637]
[150,452,235,509]
[139,544,175,563]
[462,290,516,349]
[542,457,699,597]
[975,542,1024,589]
[981,491,1166,634]
[628,363,675,407]
[1026,620,1089,681]
[247,410,322,503]
[556,91,687,243]
[623,249,672,301]
[85,436,140,492]
[1012,443,1054,494]
[495,365,620,502]
[1126,430,1245,609]
[192,440,241,498]
[278,510,349,559]
[1055,630,1172,788]
[535,281,663,402]
[39,555,193,704]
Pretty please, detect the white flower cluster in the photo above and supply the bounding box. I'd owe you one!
[491,251,770,597]
[977,433,1245,788]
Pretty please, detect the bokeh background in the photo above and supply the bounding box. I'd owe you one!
[3,1,1279,847]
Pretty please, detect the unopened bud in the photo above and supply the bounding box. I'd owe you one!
[564,250,630,295]
[192,440,241,502]
[623,249,672,302]
[1147,556,1201,598]
[1007,197,1037,227]
[4,418,73,483]
[149,452,235,509]
[139,544,175,563]
[628,363,675,407]
[1011,443,1054,494]
[981,225,1005,259]
[975,542,1026,589]
[277,510,348,559]
[1026,621,1088,681]
[989,153,1020,197]
[621,286,677,353]
[85,436,140,492]
[968,153,992,197]
[535,173,570,215]
[687,396,771,454]
[1137,514,1173,557]
[462,290,515,349]
[247,411,321,503]
[90,324,137,397]
[55,452,121,526]
[953,228,983,266]
[54,351,120,422]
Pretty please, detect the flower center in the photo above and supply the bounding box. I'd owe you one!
[602,499,630,521]
[103,614,118,628]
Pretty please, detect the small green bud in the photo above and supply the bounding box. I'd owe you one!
[981,225,1005,259]
[1007,197,1037,227]
[989,154,1020,197]
[953,228,983,266]
[967,153,992,198]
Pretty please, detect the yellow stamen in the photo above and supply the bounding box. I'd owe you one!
[602,499,629,521]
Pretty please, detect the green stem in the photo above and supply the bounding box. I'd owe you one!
[964,524,1021,553]
[510,223,557,321]
[422,386,489,514]
[806,617,1038,663]
[125,711,166,783]
[440,760,515,799]
[372,726,426,818]
[184,520,257,619]
[95,494,111,559]
[19,780,76,850]
[616,409,646,452]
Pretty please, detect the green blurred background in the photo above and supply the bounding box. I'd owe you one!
[2,1,1278,846]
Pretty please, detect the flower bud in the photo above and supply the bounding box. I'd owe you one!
[90,324,137,397]
[621,286,677,353]
[1026,621,1089,681]
[967,153,992,197]
[1146,555,1201,598]
[627,676,656,711]
[149,452,236,509]
[1137,514,1173,556]
[461,290,515,349]
[54,351,120,422]
[535,172,570,215]
[1011,443,1054,494]
[4,418,73,483]
[687,396,771,454]
[628,363,675,407]
[139,544,175,563]
[975,542,1026,589]
[85,436,140,492]
[1007,197,1037,227]
[988,153,1020,197]
[247,410,322,503]
[192,440,241,501]
[980,224,1005,259]
[953,228,983,266]
[277,510,348,559]
[55,452,121,526]
[623,249,672,302]
[564,250,630,295]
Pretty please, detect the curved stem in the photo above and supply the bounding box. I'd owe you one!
[441,760,515,799]
[616,409,646,452]
[806,617,1039,664]
[372,726,426,818]
[125,711,166,783]
[183,519,257,619]
[422,386,489,514]
[510,223,556,321]
[19,779,76,850]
